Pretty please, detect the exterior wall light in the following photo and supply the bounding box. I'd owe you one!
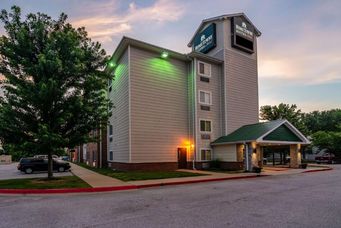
[161,51,169,58]
[108,62,116,67]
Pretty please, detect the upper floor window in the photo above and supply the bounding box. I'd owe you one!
[199,90,212,105]
[200,120,212,132]
[198,61,211,77]
[109,125,113,136]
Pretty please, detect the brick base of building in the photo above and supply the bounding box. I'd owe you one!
[194,161,244,171]
[108,162,178,171]
[108,161,244,171]
[219,161,244,170]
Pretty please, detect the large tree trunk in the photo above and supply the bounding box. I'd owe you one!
[48,151,53,179]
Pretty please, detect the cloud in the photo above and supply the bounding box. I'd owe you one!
[258,3,341,85]
[71,0,186,43]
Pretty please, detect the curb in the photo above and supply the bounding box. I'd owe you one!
[0,174,267,195]
[303,168,333,173]
[0,185,138,194]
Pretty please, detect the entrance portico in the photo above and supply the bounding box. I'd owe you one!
[211,119,310,171]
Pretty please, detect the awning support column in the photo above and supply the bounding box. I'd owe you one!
[290,144,302,168]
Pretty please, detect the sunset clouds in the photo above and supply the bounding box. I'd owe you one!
[71,0,186,43]
[0,0,340,111]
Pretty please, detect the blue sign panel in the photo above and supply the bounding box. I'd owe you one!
[193,23,216,54]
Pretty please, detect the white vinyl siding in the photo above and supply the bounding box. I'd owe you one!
[130,46,188,162]
[107,49,130,162]
[213,144,237,161]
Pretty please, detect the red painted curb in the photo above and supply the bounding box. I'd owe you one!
[303,168,333,173]
[0,185,138,194]
[136,175,269,189]
[0,174,268,195]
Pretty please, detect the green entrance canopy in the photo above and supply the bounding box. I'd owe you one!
[211,119,310,146]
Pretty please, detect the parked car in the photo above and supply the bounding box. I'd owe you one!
[17,158,71,174]
[59,156,70,161]
[315,153,336,164]
[34,154,59,159]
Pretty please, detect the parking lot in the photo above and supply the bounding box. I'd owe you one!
[0,163,73,180]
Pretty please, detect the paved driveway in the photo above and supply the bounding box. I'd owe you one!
[0,163,72,180]
[0,165,340,228]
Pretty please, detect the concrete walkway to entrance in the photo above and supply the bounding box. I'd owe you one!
[70,163,130,188]
[70,163,331,188]
[262,164,330,176]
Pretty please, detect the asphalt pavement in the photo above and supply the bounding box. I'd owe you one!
[0,163,72,180]
[0,165,340,228]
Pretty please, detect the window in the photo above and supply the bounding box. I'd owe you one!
[199,90,212,105]
[109,124,113,143]
[109,125,113,136]
[198,61,211,77]
[201,149,212,161]
[109,151,113,161]
[200,120,211,132]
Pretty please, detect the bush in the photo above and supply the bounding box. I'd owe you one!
[209,159,221,169]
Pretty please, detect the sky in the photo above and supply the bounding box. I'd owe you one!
[0,0,340,112]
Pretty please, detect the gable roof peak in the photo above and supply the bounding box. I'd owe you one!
[188,12,261,47]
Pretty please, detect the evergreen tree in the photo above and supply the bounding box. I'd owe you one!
[0,6,111,178]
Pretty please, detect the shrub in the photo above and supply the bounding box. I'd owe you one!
[210,159,221,169]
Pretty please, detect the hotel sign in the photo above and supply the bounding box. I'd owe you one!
[231,17,255,54]
[193,23,217,54]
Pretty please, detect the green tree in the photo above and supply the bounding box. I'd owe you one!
[0,6,110,178]
[312,131,341,158]
[303,109,341,133]
[260,103,307,133]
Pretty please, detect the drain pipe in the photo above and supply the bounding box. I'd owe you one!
[192,58,197,170]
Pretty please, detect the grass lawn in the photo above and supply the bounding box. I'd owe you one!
[77,163,207,181]
[0,176,91,189]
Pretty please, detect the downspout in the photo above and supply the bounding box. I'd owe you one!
[192,58,197,170]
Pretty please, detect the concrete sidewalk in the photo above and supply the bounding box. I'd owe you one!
[70,163,130,188]
[127,169,260,186]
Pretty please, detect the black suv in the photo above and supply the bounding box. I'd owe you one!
[17,158,71,174]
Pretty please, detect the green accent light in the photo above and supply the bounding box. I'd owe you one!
[161,51,169,59]
[109,62,116,67]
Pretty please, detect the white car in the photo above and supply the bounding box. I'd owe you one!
[33,154,59,159]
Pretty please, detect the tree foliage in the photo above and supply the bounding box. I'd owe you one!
[303,109,341,133]
[312,131,341,157]
[0,6,110,177]
[259,103,307,133]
